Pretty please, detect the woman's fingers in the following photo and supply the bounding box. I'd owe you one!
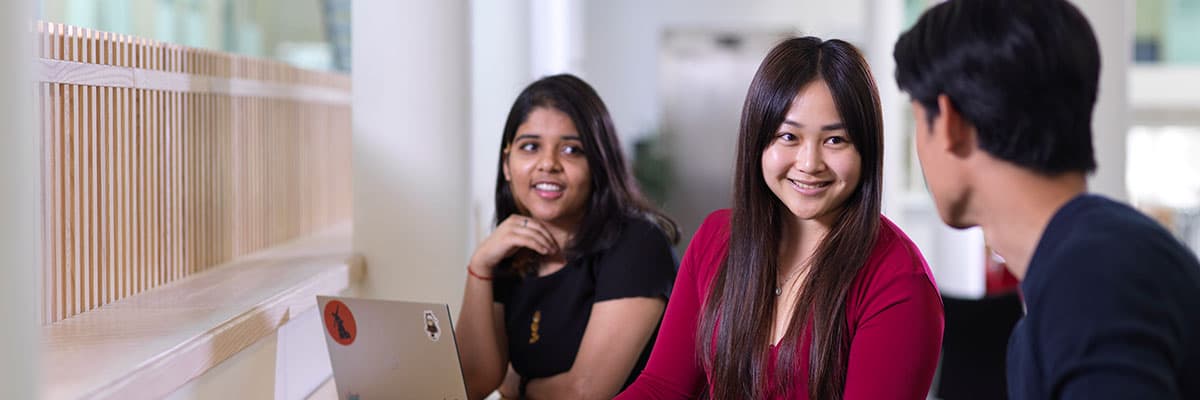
[519,228,560,254]
[504,216,561,254]
[507,229,555,255]
[470,215,567,273]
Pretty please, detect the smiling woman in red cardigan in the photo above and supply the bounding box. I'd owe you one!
[617,37,944,400]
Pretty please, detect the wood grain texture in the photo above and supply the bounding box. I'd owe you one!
[43,223,362,400]
[36,21,353,323]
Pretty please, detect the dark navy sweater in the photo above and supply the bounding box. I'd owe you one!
[1007,194,1200,399]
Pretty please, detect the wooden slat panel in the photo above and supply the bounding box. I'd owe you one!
[150,87,159,288]
[87,82,97,312]
[199,91,208,274]
[182,91,191,278]
[37,22,351,324]
[54,81,64,321]
[82,82,92,314]
[98,83,109,307]
[69,81,80,318]
[119,85,129,300]
[133,85,143,297]
[172,89,180,283]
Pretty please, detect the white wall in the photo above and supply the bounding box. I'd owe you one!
[529,0,583,77]
[1077,0,1132,200]
[899,196,988,299]
[1,0,40,399]
[352,1,470,313]
[865,0,908,225]
[468,0,532,255]
[1131,65,1200,111]
[274,309,334,400]
[579,0,663,157]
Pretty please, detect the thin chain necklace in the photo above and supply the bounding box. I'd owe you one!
[775,258,811,296]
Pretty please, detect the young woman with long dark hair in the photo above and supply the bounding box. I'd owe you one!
[456,74,681,400]
[618,37,943,399]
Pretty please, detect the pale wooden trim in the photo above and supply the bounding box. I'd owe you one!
[42,224,363,400]
[37,59,351,105]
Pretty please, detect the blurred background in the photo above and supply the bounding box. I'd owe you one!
[36,0,1200,263]
[7,1,1199,399]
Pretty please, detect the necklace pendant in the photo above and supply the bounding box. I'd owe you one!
[774,287,782,296]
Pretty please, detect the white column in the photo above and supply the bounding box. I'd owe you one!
[529,0,583,77]
[353,1,470,312]
[1076,0,1132,201]
[865,0,907,226]
[468,0,531,253]
[579,0,660,160]
[0,0,39,399]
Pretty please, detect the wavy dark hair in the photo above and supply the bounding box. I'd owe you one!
[698,37,883,399]
[494,74,679,268]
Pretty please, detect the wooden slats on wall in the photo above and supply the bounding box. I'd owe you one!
[36,21,352,324]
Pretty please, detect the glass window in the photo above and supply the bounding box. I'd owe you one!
[1136,0,1200,64]
[36,0,350,71]
[1127,126,1200,253]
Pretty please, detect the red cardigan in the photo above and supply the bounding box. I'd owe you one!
[617,210,944,399]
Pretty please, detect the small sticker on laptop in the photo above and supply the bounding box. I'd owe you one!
[323,300,357,346]
[424,310,442,342]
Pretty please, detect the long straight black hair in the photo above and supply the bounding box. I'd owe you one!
[493,74,679,264]
[698,37,883,399]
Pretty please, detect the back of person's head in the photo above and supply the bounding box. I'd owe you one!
[894,0,1100,175]
[494,74,679,259]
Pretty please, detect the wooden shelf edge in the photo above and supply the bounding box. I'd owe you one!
[93,255,363,400]
[42,230,364,400]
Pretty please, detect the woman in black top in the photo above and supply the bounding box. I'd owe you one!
[456,74,680,400]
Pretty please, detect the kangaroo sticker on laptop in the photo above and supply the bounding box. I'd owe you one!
[424,310,442,342]
[324,300,358,346]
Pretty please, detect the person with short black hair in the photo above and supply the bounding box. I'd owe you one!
[895,0,1200,398]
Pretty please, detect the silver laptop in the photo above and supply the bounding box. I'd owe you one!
[317,296,469,400]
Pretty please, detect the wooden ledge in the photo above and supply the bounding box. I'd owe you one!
[43,223,363,400]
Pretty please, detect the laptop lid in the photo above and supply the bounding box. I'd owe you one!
[317,296,468,400]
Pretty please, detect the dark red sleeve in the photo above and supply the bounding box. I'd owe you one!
[842,253,945,399]
[616,211,729,399]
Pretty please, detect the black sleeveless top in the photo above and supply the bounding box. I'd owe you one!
[492,216,676,388]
